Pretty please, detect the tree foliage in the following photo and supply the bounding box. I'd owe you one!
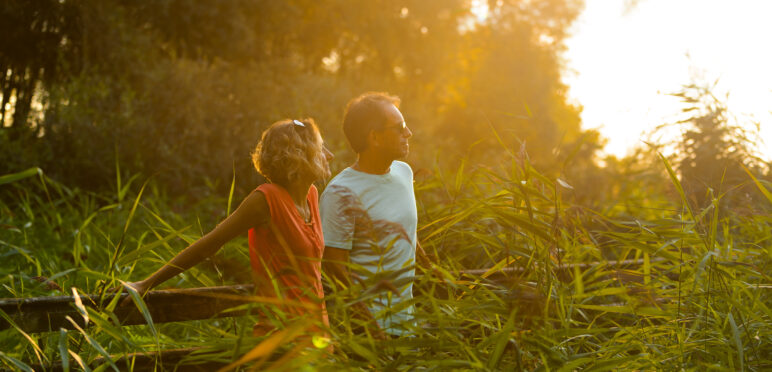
[660,82,767,211]
[1,0,590,195]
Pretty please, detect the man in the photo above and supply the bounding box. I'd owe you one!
[320,92,430,337]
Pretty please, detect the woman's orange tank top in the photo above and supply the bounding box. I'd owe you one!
[248,183,327,325]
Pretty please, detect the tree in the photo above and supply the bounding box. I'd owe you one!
[0,0,81,133]
[661,82,766,211]
[2,0,597,197]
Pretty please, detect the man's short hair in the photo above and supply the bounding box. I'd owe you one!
[342,92,401,153]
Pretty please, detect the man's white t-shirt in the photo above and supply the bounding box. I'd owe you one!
[320,161,417,335]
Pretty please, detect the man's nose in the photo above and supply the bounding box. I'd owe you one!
[403,126,412,138]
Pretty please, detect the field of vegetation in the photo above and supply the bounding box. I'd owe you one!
[2,0,771,370]
[1,149,770,370]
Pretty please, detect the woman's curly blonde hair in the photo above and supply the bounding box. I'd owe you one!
[252,118,330,187]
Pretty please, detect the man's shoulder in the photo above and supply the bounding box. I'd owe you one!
[325,167,355,186]
[321,168,358,199]
[391,161,413,179]
[392,160,412,170]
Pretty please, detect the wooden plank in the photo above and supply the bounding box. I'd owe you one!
[25,347,232,372]
[1,259,655,334]
[0,284,255,334]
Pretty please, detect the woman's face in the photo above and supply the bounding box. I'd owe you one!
[314,132,333,180]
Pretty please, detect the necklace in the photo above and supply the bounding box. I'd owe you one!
[295,201,311,223]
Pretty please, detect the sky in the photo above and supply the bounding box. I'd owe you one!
[562,0,772,161]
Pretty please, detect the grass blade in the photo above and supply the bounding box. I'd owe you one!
[217,320,312,371]
[58,329,70,372]
[119,280,158,340]
[741,163,772,204]
[0,309,47,365]
[65,316,118,372]
[0,352,34,372]
[71,287,90,325]
[227,162,236,215]
[727,313,744,371]
[0,167,42,186]
[68,350,91,372]
[658,152,695,221]
[487,310,517,369]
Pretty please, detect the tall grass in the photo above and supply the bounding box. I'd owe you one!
[1,154,770,370]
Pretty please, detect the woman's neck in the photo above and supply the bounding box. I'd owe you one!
[284,180,312,206]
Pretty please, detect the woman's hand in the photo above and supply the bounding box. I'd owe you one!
[113,191,269,307]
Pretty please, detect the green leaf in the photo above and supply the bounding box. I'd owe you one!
[67,350,91,372]
[556,178,573,190]
[71,287,89,325]
[65,316,118,372]
[741,163,772,204]
[658,152,695,221]
[119,280,158,340]
[105,179,149,279]
[117,225,190,265]
[227,162,236,215]
[58,329,70,372]
[574,304,634,314]
[727,313,744,371]
[486,310,517,369]
[0,308,47,365]
[455,157,466,193]
[0,352,34,372]
[0,167,42,186]
[585,354,644,371]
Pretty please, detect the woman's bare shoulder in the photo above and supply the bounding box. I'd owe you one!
[240,189,270,228]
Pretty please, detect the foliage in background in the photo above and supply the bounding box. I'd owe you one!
[1,0,588,197]
[658,82,768,212]
[2,0,771,370]
[1,150,770,370]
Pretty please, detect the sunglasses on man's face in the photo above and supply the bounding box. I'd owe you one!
[381,121,408,133]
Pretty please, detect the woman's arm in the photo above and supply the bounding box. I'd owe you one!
[127,191,269,294]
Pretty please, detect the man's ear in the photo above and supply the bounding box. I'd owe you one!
[366,129,380,149]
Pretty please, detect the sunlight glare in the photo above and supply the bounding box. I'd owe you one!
[564,0,772,161]
[470,0,489,22]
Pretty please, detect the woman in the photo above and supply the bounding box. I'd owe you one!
[125,118,333,334]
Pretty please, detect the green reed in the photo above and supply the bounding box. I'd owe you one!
[1,153,770,370]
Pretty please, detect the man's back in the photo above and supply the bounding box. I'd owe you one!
[320,160,417,335]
